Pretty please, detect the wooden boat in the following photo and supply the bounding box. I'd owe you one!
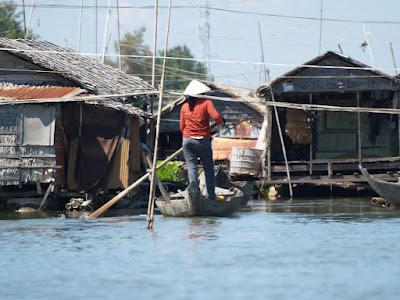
[359,165,400,205]
[155,181,244,217]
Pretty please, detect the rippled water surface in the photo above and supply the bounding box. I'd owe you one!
[1,198,400,300]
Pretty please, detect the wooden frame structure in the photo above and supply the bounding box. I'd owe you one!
[257,51,400,188]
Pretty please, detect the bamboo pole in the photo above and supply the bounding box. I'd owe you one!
[87,147,183,219]
[141,151,170,202]
[151,0,159,87]
[357,92,362,163]
[268,88,293,198]
[25,0,36,38]
[389,42,398,75]
[146,0,173,230]
[77,0,84,51]
[116,0,122,70]
[309,93,313,175]
[22,0,27,37]
[318,0,324,54]
[101,0,113,64]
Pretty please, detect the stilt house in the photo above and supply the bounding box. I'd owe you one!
[257,51,400,188]
[0,38,157,209]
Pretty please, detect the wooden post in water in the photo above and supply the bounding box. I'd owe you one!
[309,93,313,175]
[266,86,293,198]
[146,0,173,230]
[357,92,362,163]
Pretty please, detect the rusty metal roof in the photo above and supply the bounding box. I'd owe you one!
[0,85,84,100]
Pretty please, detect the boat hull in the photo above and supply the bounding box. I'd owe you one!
[156,182,243,217]
[359,165,400,205]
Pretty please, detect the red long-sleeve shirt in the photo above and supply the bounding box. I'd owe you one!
[180,99,224,138]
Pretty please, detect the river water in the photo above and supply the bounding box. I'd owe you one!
[1,197,400,300]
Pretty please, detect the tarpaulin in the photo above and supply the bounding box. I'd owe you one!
[20,105,55,146]
[62,103,126,192]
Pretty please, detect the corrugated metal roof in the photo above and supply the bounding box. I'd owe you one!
[0,85,84,100]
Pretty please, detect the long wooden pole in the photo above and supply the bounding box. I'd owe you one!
[268,88,293,198]
[101,0,113,64]
[116,0,122,70]
[87,147,183,219]
[151,0,159,87]
[389,42,398,75]
[356,92,362,163]
[146,0,173,230]
[22,0,27,37]
[318,0,324,54]
[77,0,84,51]
[25,0,36,38]
[253,32,292,197]
[257,22,267,85]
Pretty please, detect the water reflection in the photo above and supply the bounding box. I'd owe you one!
[249,198,400,222]
[186,218,220,241]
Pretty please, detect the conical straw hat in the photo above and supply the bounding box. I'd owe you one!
[183,80,211,96]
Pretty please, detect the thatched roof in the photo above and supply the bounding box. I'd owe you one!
[257,51,400,98]
[161,80,267,116]
[0,38,157,96]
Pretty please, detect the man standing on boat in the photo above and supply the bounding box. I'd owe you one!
[180,80,225,201]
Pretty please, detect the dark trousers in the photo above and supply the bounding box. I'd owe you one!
[182,137,216,200]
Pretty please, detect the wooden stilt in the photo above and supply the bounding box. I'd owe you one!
[357,92,362,163]
[309,93,313,175]
[146,0,173,230]
[39,181,55,211]
[267,89,293,198]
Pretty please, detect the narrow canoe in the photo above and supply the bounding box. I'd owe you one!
[359,165,400,205]
[155,181,244,217]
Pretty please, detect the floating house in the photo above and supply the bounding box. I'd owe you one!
[257,51,400,189]
[0,38,157,210]
[160,80,266,160]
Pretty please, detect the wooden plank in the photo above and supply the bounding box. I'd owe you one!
[266,173,400,184]
[272,161,400,173]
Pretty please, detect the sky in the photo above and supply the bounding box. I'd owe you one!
[10,0,400,90]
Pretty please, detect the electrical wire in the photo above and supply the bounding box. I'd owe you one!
[3,2,400,25]
[0,46,398,73]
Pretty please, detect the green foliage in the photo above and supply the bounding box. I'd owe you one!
[159,45,208,91]
[0,1,36,39]
[156,161,185,182]
[106,27,207,91]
